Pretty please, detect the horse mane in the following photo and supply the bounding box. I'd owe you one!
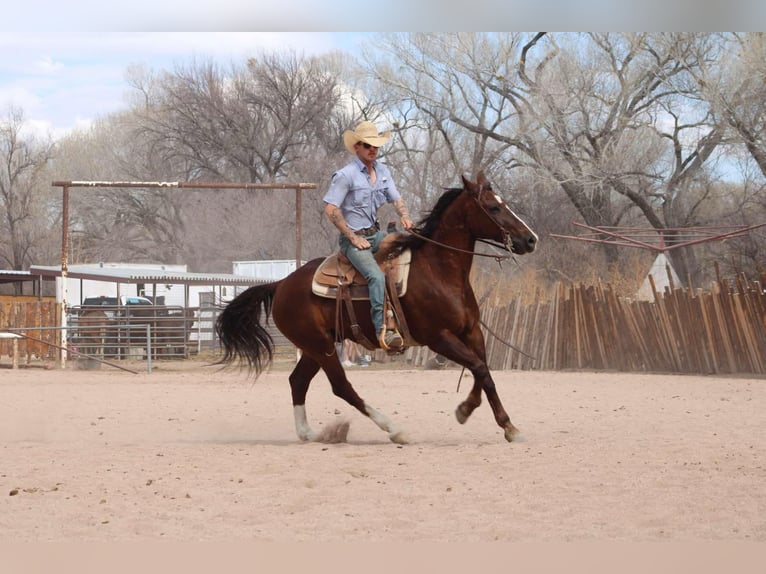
[390,187,463,253]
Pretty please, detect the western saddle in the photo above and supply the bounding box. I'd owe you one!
[311,233,414,352]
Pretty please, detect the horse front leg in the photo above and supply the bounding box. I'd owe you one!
[428,329,521,442]
[468,363,522,442]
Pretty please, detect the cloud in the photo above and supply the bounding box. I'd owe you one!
[33,56,66,75]
[0,32,354,139]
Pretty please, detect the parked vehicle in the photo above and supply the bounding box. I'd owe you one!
[75,295,155,318]
[81,295,154,307]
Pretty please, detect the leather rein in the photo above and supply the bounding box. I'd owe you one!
[406,189,515,263]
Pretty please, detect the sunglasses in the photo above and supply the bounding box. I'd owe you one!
[359,142,378,150]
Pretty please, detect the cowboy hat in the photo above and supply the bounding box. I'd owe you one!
[342,121,391,154]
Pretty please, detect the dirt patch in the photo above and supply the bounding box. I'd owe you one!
[2,363,765,541]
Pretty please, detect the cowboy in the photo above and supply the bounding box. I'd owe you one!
[323,120,414,349]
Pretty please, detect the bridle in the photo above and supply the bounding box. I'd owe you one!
[406,186,516,263]
[473,185,517,252]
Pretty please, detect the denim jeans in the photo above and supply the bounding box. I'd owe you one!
[339,230,387,334]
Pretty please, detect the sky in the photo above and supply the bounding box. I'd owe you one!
[1,0,763,141]
[0,32,371,140]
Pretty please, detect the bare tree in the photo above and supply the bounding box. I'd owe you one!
[129,51,343,183]
[35,35,764,287]
[368,33,732,284]
[43,52,358,273]
[52,113,188,265]
[690,33,766,177]
[366,34,523,211]
[0,107,56,278]
[678,32,766,278]
[124,51,352,269]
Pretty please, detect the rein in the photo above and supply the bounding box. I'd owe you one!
[406,229,512,263]
[436,187,534,392]
[406,187,518,263]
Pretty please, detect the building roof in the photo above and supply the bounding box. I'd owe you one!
[29,264,267,287]
[0,270,46,285]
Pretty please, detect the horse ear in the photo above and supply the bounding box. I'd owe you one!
[462,174,479,195]
[476,171,488,186]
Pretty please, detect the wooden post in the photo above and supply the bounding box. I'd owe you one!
[295,187,302,271]
[0,333,21,369]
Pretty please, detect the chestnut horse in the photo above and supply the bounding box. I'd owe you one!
[216,173,537,443]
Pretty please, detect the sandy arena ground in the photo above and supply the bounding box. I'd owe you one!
[1,359,765,543]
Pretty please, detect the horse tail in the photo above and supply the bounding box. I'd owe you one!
[216,281,280,376]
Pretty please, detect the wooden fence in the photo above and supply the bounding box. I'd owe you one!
[408,273,766,376]
[0,297,60,362]
[4,275,766,376]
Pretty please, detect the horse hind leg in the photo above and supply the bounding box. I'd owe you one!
[289,354,323,441]
[365,404,408,444]
[288,353,361,444]
[320,356,409,444]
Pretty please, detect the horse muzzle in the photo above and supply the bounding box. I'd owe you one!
[508,230,538,255]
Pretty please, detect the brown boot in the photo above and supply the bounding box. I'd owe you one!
[383,330,403,348]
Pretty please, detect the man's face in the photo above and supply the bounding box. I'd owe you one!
[355,141,379,162]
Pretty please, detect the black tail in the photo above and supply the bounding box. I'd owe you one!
[215,281,280,376]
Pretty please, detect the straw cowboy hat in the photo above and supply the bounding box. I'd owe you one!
[343,121,391,154]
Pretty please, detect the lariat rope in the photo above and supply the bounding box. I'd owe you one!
[455,322,537,392]
[479,318,537,361]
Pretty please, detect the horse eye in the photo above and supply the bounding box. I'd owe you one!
[488,205,501,213]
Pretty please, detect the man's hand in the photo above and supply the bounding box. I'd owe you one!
[325,202,369,247]
[393,198,414,231]
[351,235,371,250]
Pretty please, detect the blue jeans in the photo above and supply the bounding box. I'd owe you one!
[339,230,386,334]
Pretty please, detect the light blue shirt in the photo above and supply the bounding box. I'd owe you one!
[323,157,401,231]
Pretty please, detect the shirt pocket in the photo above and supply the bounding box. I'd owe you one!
[349,186,371,208]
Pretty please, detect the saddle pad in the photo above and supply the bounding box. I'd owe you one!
[311,249,412,301]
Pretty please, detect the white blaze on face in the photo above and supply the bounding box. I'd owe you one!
[494,192,539,245]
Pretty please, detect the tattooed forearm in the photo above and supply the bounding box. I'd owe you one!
[324,203,356,240]
[393,198,410,219]
[393,198,413,230]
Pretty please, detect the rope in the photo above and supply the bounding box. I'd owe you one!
[480,318,537,361]
[455,320,536,393]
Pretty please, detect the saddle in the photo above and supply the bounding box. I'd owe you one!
[311,233,415,352]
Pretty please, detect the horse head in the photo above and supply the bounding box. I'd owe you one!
[461,172,538,255]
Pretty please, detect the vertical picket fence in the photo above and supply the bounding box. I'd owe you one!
[408,273,766,375]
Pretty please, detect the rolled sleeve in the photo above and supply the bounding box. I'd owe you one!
[323,171,350,206]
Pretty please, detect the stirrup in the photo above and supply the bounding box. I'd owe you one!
[379,328,404,351]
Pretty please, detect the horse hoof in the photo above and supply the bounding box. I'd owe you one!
[389,431,409,445]
[504,426,523,442]
[455,404,470,425]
